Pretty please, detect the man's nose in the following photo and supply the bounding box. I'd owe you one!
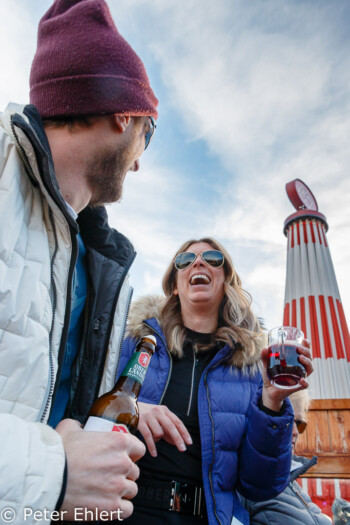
[292,421,298,439]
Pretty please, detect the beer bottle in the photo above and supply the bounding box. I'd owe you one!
[84,335,156,434]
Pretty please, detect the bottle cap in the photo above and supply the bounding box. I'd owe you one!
[143,334,156,345]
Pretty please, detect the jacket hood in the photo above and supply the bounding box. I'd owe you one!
[290,454,317,481]
[126,295,165,338]
[126,295,265,370]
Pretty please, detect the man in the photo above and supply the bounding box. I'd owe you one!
[241,390,332,524]
[0,0,158,522]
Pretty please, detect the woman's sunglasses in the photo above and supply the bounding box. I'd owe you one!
[295,419,307,434]
[174,250,224,271]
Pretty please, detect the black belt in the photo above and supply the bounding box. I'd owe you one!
[134,478,206,517]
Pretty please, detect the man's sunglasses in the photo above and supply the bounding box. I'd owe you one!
[174,250,224,271]
[145,116,156,150]
[295,419,307,434]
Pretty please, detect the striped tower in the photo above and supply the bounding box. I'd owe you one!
[283,179,350,519]
[283,179,350,398]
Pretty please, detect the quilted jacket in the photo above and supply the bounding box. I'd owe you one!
[0,103,135,523]
[117,296,294,525]
[241,455,332,524]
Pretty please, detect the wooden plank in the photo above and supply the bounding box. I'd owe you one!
[300,410,317,454]
[310,399,350,410]
[295,403,350,478]
[296,408,350,452]
[315,411,332,453]
[328,410,350,453]
[300,455,350,478]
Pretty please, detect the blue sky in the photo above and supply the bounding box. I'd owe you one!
[1,0,349,330]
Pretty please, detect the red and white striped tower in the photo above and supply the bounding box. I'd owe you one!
[283,179,350,399]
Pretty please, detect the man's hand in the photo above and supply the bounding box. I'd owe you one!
[260,339,313,412]
[56,418,146,520]
[137,402,193,457]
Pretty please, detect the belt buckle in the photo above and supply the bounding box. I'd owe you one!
[169,481,203,516]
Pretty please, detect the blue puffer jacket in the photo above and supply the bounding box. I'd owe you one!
[118,297,294,525]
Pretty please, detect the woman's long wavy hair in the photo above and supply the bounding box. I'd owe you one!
[160,237,264,360]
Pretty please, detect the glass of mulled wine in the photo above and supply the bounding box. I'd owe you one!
[267,326,306,389]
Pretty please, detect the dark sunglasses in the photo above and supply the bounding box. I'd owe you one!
[295,419,307,434]
[174,250,224,271]
[144,116,156,150]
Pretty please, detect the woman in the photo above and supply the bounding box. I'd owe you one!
[118,237,313,525]
[241,390,332,524]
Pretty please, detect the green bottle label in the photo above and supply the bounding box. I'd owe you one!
[121,351,151,384]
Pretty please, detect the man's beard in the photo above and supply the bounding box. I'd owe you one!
[86,144,131,207]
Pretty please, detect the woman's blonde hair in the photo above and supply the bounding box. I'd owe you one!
[160,237,264,361]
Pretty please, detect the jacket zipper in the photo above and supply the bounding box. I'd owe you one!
[114,285,134,382]
[47,226,77,419]
[158,337,173,404]
[39,208,58,422]
[204,367,223,525]
[187,347,197,416]
[10,117,78,422]
[290,482,318,524]
[90,256,136,396]
[142,322,173,405]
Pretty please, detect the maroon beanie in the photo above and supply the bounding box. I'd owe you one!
[29,0,158,118]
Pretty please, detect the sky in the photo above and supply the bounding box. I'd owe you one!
[1,0,349,331]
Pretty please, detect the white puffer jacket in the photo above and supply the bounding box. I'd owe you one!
[0,104,134,523]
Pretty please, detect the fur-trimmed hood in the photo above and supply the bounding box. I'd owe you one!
[126,295,266,370]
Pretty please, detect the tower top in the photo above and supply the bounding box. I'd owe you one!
[284,179,328,235]
[286,179,318,211]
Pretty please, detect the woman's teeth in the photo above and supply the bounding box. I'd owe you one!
[190,274,210,285]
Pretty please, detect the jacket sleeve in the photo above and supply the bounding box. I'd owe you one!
[238,484,333,525]
[0,414,66,524]
[236,387,294,501]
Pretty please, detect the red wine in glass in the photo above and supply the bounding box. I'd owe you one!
[267,342,306,389]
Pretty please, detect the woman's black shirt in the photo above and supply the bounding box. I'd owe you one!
[138,328,218,485]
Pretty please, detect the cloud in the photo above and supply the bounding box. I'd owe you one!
[124,0,350,326]
[0,2,43,106]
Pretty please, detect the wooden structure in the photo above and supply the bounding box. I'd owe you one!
[295,399,350,517]
[296,399,350,478]
[283,180,350,519]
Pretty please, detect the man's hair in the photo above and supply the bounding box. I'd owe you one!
[42,115,142,130]
[42,115,96,130]
[289,389,311,416]
[160,237,265,363]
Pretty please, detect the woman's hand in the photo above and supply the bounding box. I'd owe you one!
[260,339,313,412]
[137,402,193,457]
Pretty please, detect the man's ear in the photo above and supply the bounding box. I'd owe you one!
[113,115,131,132]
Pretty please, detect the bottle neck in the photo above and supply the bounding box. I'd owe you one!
[119,348,153,394]
[112,375,142,397]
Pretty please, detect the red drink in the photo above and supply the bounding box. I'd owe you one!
[267,343,306,389]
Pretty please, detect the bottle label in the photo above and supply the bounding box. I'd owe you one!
[84,416,130,433]
[121,351,151,384]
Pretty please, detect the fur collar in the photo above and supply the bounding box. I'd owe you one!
[126,295,266,372]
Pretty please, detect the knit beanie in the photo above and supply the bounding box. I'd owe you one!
[29,0,158,118]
